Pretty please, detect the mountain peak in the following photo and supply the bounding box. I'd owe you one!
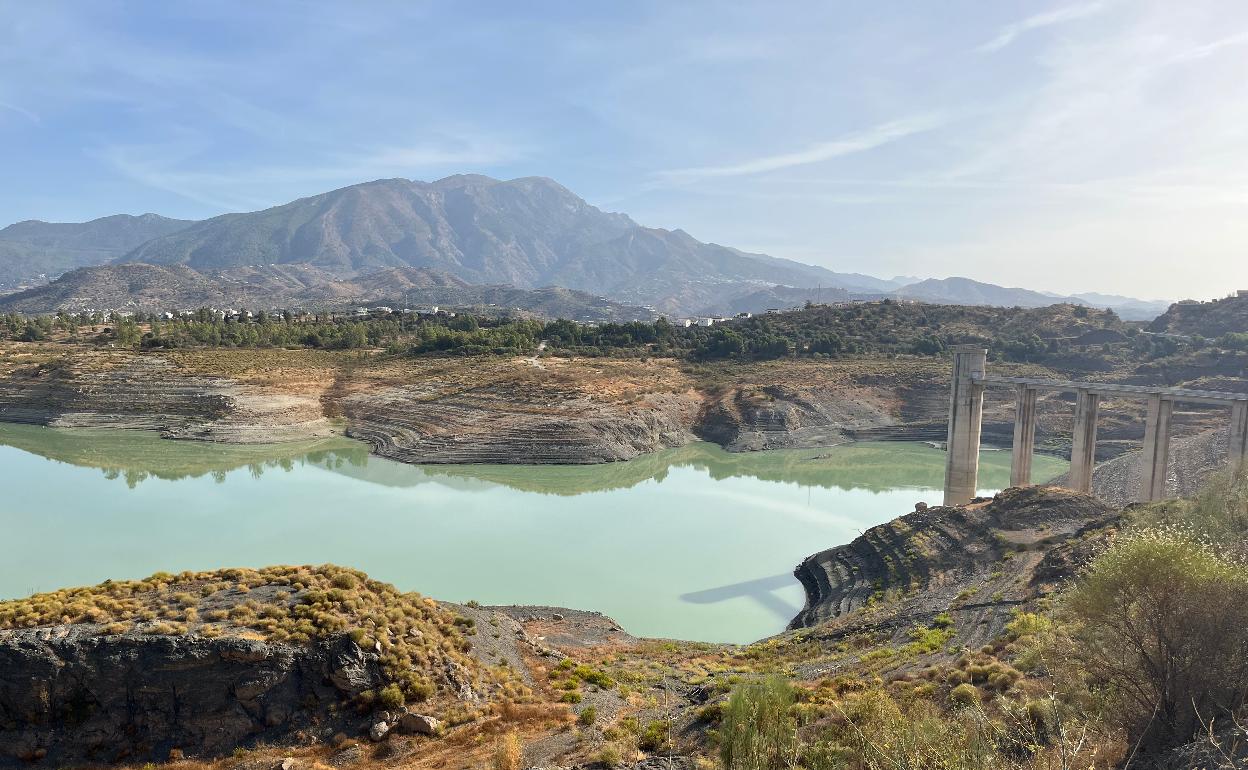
[431,173,502,188]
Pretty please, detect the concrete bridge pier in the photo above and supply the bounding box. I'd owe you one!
[1068,389,1100,493]
[1010,385,1038,487]
[943,346,987,506]
[1140,395,1173,502]
[1232,401,1248,471]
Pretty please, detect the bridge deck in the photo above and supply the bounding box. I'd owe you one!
[975,375,1248,406]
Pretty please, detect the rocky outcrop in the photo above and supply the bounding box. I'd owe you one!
[0,627,379,766]
[0,356,335,444]
[790,487,1118,644]
[343,385,698,464]
[696,380,945,451]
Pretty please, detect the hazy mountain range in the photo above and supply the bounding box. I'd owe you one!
[0,175,1170,320]
[0,263,656,322]
[0,213,192,287]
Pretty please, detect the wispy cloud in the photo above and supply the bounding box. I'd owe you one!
[654,115,945,183]
[978,1,1108,53]
[0,100,39,124]
[95,133,529,212]
[1170,30,1248,63]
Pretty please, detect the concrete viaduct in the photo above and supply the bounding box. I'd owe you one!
[943,345,1248,506]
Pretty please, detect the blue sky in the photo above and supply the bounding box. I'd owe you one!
[1,1,1246,300]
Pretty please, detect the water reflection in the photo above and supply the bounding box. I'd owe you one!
[0,423,1069,643]
[0,423,1066,495]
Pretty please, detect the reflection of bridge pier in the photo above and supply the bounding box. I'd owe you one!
[943,346,1248,506]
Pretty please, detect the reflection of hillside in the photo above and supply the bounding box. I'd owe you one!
[0,423,367,488]
[0,423,1066,496]
[314,441,1066,497]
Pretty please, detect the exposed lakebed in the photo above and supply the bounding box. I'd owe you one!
[0,424,1066,643]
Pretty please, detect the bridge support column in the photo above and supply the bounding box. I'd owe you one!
[1068,389,1100,494]
[943,346,987,506]
[1231,401,1248,472]
[1140,395,1173,502]
[1010,385,1038,488]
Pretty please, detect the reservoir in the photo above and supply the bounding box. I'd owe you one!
[0,424,1066,643]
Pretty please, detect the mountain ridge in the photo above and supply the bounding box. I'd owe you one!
[0,213,195,288]
[0,175,1170,318]
[0,263,657,321]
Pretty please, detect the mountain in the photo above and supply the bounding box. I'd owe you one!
[892,277,1167,321]
[1069,292,1171,321]
[0,214,195,288]
[0,263,657,322]
[696,284,856,317]
[0,178,1171,320]
[893,277,1081,308]
[118,175,859,314]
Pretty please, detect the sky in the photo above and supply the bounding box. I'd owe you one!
[1,1,1247,300]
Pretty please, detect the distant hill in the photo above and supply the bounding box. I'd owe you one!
[0,263,657,322]
[892,277,1167,321]
[697,285,856,317]
[0,213,194,288]
[118,175,866,314]
[1147,294,1248,337]
[894,277,1081,308]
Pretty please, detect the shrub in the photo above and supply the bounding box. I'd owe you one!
[637,719,668,752]
[491,730,523,770]
[594,743,623,768]
[377,684,405,710]
[1064,527,1248,754]
[719,676,798,770]
[1003,611,1049,640]
[949,683,979,707]
[578,706,597,726]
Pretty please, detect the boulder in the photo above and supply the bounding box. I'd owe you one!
[368,721,391,742]
[397,713,441,736]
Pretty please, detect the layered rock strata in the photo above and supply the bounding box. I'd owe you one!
[343,385,699,464]
[790,487,1118,644]
[0,628,377,766]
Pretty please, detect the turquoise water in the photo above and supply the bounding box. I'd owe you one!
[0,424,1066,643]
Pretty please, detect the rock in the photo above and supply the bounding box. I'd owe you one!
[342,383,698,465]
[551,613,564,621]
[914,501,928,512]
[396,713,441,736]
[279,758,296,770]
[368,721,392,742]
[328,642,375,693]
[0,628,383,765]
[791,487,1118,631]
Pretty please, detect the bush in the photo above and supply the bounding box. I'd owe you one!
[719,676,798,770]
[594,743,623,768]
[376,683,405,710]
[492,730,523,770]
[949,683,979,707]
[637,719,668,752]
[1064,527,1248,754]
[578,705,597,726]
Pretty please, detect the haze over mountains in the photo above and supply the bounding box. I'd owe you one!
[0,174,1170,320]
[0,214,192,288]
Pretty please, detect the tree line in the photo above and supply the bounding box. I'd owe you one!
[3,301,1236,366]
